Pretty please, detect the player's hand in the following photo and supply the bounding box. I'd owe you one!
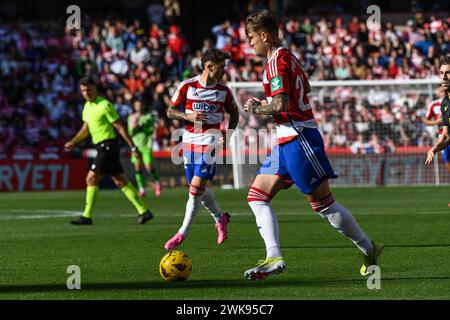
[244,97,262,113]
[64,141,75,151]
[185,112,208,123]
[425,149,435,165]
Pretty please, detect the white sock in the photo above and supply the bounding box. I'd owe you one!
[178,186,205,236]
[319,201,373,255]
[248,200,282,259]
[201,187,222,223]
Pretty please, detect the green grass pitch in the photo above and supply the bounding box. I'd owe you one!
[1,186,449,299]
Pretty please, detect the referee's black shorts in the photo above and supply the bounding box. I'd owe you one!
[91,139,124,175]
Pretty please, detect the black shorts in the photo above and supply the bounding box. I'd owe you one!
[91,139,124,175]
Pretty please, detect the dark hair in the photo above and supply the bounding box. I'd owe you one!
[201,49,230,69]
[78,77,96,87]
[245,10,279,34]
[441,56,450,67]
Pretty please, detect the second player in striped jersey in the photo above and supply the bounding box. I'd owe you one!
[165,49,239,250]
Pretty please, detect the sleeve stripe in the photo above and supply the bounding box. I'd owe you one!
[274,51,278,76]
[268,61,272,79]
[269,51,279,78]
[270,56,275,78]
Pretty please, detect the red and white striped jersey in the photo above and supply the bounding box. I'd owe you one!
[263,47,317,144]
[171,76,237,149]
[425,98,444,134]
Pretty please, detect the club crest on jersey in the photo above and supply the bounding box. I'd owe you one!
[192,102,220,112]
[271,76,283,92]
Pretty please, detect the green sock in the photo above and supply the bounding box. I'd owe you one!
[121,182,148,215]
[82,186,99,218]
[150,169,160,182]
[135,171,145,190]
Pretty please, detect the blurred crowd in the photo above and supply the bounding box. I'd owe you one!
[237,84,438,155]
[0,10,449,159]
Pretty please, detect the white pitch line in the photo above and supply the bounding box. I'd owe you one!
[0,210,82,220]
[0,209,449,221]
[7,209,83,214]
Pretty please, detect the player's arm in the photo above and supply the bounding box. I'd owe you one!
[244,93,289,115]
[228,110,239,130]
[422,105,442,126]
[167,82,207,123]
[64,122,89,151]
[423,117,442,126]
[167,106,207,123]
[112,120,141,160]
[143,115,155,135]
[425,126,450,164]
[225,95,239,130]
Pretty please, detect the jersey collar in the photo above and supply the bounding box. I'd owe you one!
[267,47,284,64]
[197,75,217,88]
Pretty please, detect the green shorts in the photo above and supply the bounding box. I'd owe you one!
[131,147,154,166]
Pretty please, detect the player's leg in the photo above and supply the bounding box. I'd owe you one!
[307,180,373,255]
[71,170,103,225]
[112,172,154,224]
[308,180,383,276]
[443,147,450,207]
[196,149,230,244]
[132,153,146,198]
[285,128,382,275]
[106,140,153,224]
[244,174,288,280]
[244,144,290,280]
[201,186,230,244]
[185,149,230,243]
[165,149,225,249]
[165,175,209,250]
[144,149,162,196]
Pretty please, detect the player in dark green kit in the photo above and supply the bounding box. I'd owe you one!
[64,78,154,225]
[128,99,162,197]
[426,57,450,166]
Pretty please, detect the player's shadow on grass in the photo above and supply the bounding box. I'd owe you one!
[3,276,450,294]
[282,243,450,249]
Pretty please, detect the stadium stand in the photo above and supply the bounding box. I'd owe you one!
[0,3,448,160]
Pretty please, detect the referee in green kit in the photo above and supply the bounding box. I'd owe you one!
[64,78,154,225]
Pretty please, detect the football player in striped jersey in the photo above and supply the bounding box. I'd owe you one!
[165,49,239,250]
[243,10,382,280]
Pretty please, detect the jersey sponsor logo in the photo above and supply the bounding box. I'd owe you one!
[192,102,220,112]
[270,76,283,92]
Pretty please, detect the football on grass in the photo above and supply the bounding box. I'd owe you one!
[159,250,192,282]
